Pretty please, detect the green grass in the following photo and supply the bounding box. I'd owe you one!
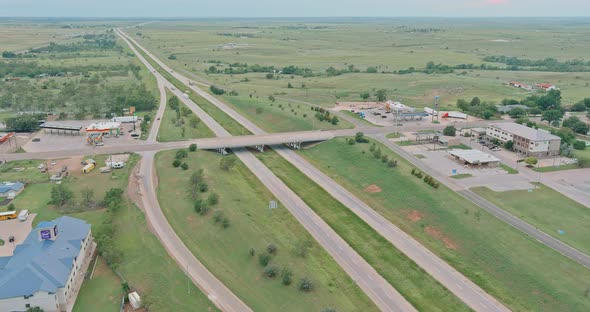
[500,163,519,174]
[155,149,377,312]
[221,95,353,132]
[157,90,215,142]
[385,132,402,139]
[340,110,376,127]
[72,257,121,312]
[533,164,579,172]
[449,144,471,150]
[450,173,473,179]
[255,150,470,312]
[297,137,590,312]
[414,154,426,159]
[472,184,590,255]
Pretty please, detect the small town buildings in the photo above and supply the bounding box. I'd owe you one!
[509,81,532,91]
[496,104,530,114]
[536,83,558,91]
[0,182,24,199]
[0,216,95,312]
[486,122,561,157]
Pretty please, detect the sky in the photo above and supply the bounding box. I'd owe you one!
[1,0,590,18]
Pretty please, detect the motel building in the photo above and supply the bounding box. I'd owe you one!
[486,122,561,158]
[0,217,95,312]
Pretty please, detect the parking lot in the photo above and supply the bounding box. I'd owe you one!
[22,120,143,153]
[0,214,35,257]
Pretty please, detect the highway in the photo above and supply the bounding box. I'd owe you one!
[118,29,417,311]
[117,29,511,312]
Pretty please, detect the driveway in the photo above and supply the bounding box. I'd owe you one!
[0,213,35,257]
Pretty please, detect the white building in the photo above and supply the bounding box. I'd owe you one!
[486,123,561,158]
[0,217,95,312]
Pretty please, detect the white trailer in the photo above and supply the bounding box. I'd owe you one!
[442,111,468,119]
[110,116,138,123]
[424,107,438,116]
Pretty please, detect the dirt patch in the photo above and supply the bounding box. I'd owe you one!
[48,156,84,174]
[425,226,458,250]
[364,184,382,193]
[406,210,425,223]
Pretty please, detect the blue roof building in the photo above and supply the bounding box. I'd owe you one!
[0,216,94,312]
[0,182,24,198]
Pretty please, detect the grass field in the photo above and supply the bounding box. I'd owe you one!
[72,257,121,312]
[500,163,519,174]
[155,149,378,312]
[255,150,470,311]
[296,138,590,312]
[130,19,590,110]
[157,90,214,141]
[472,184,590,256]
[450,173,473,179]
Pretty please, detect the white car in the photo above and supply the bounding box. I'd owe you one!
[491,147,501,151]
[37,164,45,170]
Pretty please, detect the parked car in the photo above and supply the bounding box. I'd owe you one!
[95,142,104,146]
[491,147,501,151]
[37,164,45,170]
[32,138,41,142]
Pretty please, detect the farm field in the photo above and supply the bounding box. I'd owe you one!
[154,149,377,312]
[472,184,590,256]
[296,138,590,312]
[130,19,590,110]
[157,90,214,142]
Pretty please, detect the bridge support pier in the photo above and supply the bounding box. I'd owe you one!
[287,142,302,150]
[255,145,265,152]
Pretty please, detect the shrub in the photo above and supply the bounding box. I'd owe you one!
[381,155,389,163]
[172,159,181,167]
[249,248,255,256]
[258,254,271,266]
[373,148,382,159]
[355,132,369,143]
[443,125,456,136]
[281,268,293,285]
[210,85,225,95]
[194,200,209,215]
[175,149,188,159]
[298,277,313,292]
[267,244,277,254]
[264,265,279,278]
[189,144,197,152]
[207,193,219,205]
[180,163,189,170]
[213,210,224,223]
[198,182,208,192]
[573,140,586,150]
[7,203,15,211]
[387,160,397,168]
[222,217,230,228]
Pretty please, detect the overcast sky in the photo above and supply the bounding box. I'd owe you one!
[1,0,590,17]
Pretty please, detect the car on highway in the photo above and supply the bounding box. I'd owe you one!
[32,138,41,142]
[157,117,161,120]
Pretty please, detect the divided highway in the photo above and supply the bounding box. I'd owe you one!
[117,29,511,312]
[118,29,417,311]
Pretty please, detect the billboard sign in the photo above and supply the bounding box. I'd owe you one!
[40,229,51,240]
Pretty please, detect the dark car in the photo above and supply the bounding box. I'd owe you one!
[32,138,41,142]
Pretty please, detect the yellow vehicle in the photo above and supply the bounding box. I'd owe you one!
[0,211,18,221]
[82,163,95,174]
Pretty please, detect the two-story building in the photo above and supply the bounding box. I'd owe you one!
[0,216,95,312]
[486,122,561,158]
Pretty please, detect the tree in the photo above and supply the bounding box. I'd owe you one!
[541,109,563,125]
[81,188,95,207]
[331,116,339,125]
[360,92,370,100]
[194,199,209,215]
[354,132,369,143]
[50,184,73,207]
[366,66,378,73]
[175,149,188,159]
[503,140,514,151]
[287,82,293,88]
[219,157,236,171]
[508,107,526,118]
[264,265,279,278]
[375,89,387,102]
[7,203,15,211]
[188,116,200,128]
[268,95,276,102]
[443,125,456,136]
[207,193,219,206]
[172,159,181,167]
[524,157,538,166]
[189,143,197,152]
[298,277,313,292]
[554,127,576,144]
[373,148,382,159]
[470,97,481,106]
[198,181,208,192]
[456,99,469,112]
[210,85,225,95]
[168,96,180,111]
[573,140,587,150]
[2,51,17,58]
[267,243,277,254]
[266,73,274,79]
[168,54,177,60]
[180,163,189,170]
[281,268,293,285]
[258,254,271,266]
[571,101,587,112]
[26,307,44,312]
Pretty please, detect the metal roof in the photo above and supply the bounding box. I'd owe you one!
[40,123,83,131]
[0,216,90,299]
[0,182,24,193]
[449,149,500,164]
[489,122,560,142]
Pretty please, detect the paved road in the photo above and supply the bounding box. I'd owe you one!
[119,33,253,312]
[119,29,416,311]
[373,133,590,270]
[119,29,512,312]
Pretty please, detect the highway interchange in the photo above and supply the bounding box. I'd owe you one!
[2,26,589,312]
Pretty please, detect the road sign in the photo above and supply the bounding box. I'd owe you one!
[269,200,278,209]
[452,169,457,174]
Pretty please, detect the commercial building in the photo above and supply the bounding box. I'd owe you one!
[85,122,121,135]
[0,216,95,312]
[0,182,24,199]
[486,122,561,157]
[448,149,500,167]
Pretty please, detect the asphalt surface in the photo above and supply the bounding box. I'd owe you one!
[118,29,416,311]
[374,133,590,270]
[118,29,513,312]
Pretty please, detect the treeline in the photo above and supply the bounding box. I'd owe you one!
[483,55,590,72]
[216,32,257,38]
[207,63,314,77]
[0,60,138,78]
[2,33,120,58]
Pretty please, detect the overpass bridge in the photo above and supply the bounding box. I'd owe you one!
[0,131,335,162]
